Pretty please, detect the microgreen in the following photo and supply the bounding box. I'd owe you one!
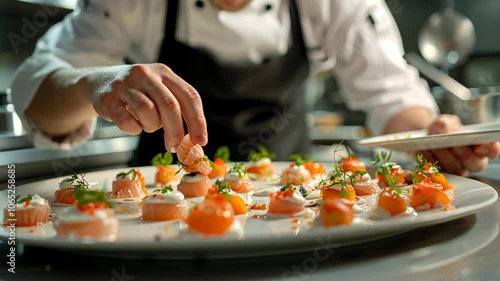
[151,152,174,166]
[116,169,136,180]
[214,146,231,163]
[74,189,111,208]
[213,180,231,202]
[228,162,247,179]
[15,194,32,204]
[289,154,305,166]
[279,182,295,192]
[193,155,216,170]
[153,185,174,194]
[248,144,276,162]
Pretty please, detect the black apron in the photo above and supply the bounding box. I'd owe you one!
[131,0,311,165]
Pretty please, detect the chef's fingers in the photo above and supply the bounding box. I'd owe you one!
[474,142,500,159]
[159,65,208,146]
[121,89,162,133]
[427,114,463,135]
[452,146,488,173]
[127,64,185,152]
[432,148,467,176]
[106,98,143,135]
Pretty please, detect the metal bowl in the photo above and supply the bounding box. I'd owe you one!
[431,86,500,125]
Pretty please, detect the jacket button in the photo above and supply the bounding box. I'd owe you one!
[195,0,205,8]
[265,4,273,11]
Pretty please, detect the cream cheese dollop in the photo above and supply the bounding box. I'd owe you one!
[58,178,74,189]
[248,157,271,167]
[144,190,185,204]
[181,173,208,183]
[57,206,111,222]
[16,194,47,208]
[279,188,306,205]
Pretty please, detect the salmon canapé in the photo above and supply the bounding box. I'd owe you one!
[142,186,188,221]
[177,173,211,198]
[268,185,305,215]
[177,134,212,175]
[4,194,51,227]
[112,169,148,199]
[54,190,118,241]
[222,163,255,193]
[280,164,312,185]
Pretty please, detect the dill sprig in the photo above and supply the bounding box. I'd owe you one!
[67,172,91,195]
[248,144,276,162]
[153,185,174,194]
[116,169,136,180]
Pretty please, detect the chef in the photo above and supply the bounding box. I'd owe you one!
[10,0,499,175]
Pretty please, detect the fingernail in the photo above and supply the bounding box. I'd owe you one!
[477,146,489,155]
[195,133,207,144]
[169,146,177,153]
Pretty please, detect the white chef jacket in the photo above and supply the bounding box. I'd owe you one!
[10,0,439,149]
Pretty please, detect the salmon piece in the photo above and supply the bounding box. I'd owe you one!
[409,179,451,209]
[177,134,212,175]
[280,166,312,185]
[377,187,407,216]
[429,173,454,191]
[304,161,325,176]
[142,200,189,221]
[208,158,229,179]
[246,163,275,177]
[320,184,356,201]
[177,173,211,197]
[3,204,51,227]
[54,188,77,205]
[155,166,180,187]
[185,194,235,235]
[223,176,255,193]
[352,180,380,196]
[54,208,118,240]
[321,197,355,227]
[268,186,305,215]
[339,156,366,173]
[112,179,147,198]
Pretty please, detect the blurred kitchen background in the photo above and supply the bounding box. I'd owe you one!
[1,0,500,183]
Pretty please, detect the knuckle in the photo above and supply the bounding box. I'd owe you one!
[181,86,201,103]
[159,96,180,111]
[133,99,155,114]
[130,64,149,77]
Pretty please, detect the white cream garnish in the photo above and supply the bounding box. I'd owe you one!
[58,178,74,189]
[16,194,47,208]
[369,206,391,220]
[57,207,111,222]
[144,191,185,204]
[224,172,247,181]
[181,173,207,183]
[278,189,306,205]
[249,157,271,167]
[253,186,279,196]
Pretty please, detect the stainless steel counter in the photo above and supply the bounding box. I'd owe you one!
[0,165,498,281]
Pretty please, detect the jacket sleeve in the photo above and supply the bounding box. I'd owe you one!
[324,0,439,135]
[9,0,145,149]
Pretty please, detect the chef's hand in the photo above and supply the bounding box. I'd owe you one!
[91,64,207,152]
[416,115,500,176]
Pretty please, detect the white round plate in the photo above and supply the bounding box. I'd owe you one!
[358,121,500,151]
[0,163,497,259]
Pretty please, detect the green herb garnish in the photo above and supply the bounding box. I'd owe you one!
[66,172,91,195]
[228,162,248,179]
[214,146,231,163]
[74,189,111,208]
[289,154,305,166]
[15,194,33,204]
[116,169,136,180]
[153,185,174,194]
[151,152,174,166]
[248,144,276,162]
[213,180,231,202]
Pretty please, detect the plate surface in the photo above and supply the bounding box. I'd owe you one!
[1,163,497,259]
[358,121,500,151]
